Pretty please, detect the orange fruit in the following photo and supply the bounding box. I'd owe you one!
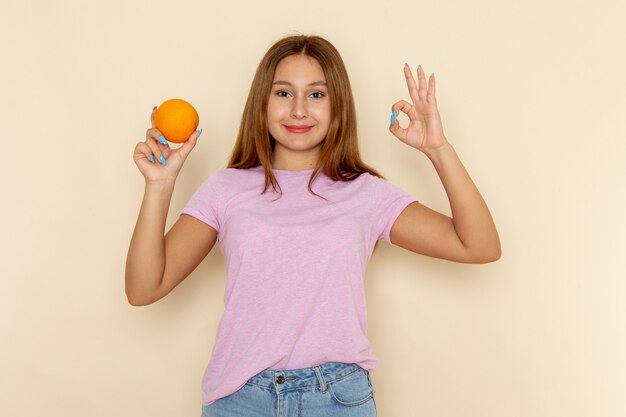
[154,98,199,143]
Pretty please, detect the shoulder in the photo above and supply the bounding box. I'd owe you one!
[354,171,414,203]
[353,171,392,190]
[206,166,263,184]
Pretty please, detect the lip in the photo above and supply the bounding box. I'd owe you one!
[284,125,314,133]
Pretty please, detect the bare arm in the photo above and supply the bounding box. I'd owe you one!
[390,143,500,263]
[125,180,217,305]
[125,107,210,306]
[388,64,500,263]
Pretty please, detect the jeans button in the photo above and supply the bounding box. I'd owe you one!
[276,375,285,384]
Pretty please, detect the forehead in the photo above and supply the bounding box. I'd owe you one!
[273,55,326,82]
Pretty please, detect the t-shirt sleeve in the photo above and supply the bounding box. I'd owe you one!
[369,175,419,245]
[179,171,225,235]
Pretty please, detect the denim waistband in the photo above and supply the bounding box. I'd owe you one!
[245,362,365,393]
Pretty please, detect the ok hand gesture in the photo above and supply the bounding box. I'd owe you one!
[389,64,448,156]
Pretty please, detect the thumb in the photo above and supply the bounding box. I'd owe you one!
[177,128,202,162]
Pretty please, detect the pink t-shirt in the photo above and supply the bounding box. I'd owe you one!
[180,165,417,405]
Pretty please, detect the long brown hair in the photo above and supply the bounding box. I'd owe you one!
[227,34,384,198]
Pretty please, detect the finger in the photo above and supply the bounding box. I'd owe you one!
[389,101,411,139]
[146,127,170,147]
[145,138,166,165]
[416,65,428,102]
[150,105,157,128]
[391,99,414,121]
[145,128,170,165]
[427,73,437,105]
[403,64,420,106]
[389,117,408,142]
[134,141,156,165]
[176,128,202,162]
[146,128,170,149]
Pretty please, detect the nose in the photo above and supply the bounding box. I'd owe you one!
[290,95,307,119]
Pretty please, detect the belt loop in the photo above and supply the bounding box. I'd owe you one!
[313,365,328,392]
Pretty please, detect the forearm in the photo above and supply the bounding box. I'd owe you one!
[125,179,176,304]
[426,141,501,261]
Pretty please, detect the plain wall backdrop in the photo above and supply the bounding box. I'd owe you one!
[2,0,625,416]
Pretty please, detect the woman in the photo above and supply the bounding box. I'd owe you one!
[126,34,500,417]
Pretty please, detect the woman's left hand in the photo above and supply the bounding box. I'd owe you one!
[389,64,448,156]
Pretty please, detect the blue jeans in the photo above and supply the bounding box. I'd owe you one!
[201,362,377,417]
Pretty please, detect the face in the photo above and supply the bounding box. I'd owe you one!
[267,54,331,169]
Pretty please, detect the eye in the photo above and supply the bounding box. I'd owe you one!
[276,90,290,97]
[311,92,325,99]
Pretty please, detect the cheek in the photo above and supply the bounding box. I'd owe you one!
[313,106,332,125]
[267,99,288,120]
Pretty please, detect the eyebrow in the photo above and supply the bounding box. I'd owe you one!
[272,80,328,87]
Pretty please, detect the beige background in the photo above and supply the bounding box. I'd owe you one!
[2,0,625,416]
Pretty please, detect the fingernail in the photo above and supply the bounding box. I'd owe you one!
[390,110,397,125]
[159,135,167,145]
[159,155,166,165]
[152,105,157,111]
[196,128,203,140]
[418,64,422,70]
[404,63,409,68]
[149,154,155,164]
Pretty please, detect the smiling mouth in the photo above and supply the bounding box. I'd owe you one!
[284,125,314,133]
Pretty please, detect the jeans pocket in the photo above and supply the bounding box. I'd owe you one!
[327,369,374,407]
[364,370,378,413]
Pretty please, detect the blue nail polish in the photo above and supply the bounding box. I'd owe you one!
[159,135,167,145]
[149,154,155,164]
[159,155,166,165]
[390,110,397,125]
[197,128,203,140]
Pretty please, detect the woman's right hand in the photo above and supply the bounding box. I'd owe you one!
[133,106,202,184]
